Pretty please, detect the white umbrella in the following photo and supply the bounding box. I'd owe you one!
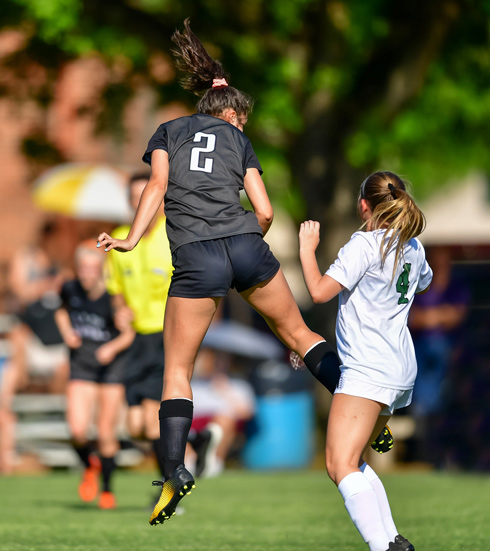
[202,321,283,360]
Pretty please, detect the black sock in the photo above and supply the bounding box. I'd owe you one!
[303,341,341,394]
[159,399,193,480]
[73,441,92,469]
[100,456,116,492]
[151,439,166,481]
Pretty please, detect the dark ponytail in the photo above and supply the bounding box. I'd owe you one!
[171,19,254,117]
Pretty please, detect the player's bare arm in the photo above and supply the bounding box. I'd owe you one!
[299,220,344,303]
[95,328,135,365]
[97,150,169,253]
[54,307,82,349]
[243,168,274,236]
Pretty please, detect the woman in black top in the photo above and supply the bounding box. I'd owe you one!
[55,241,134,509]
[98,19,345,525]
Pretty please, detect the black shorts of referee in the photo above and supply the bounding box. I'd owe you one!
[169,233,280,298]
[70,340,126,385]
[124,332,164,406]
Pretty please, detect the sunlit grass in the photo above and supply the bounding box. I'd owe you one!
[0,469,488,550]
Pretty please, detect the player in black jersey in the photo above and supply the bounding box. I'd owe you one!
[97,19,391,526]
[55,241,134,509]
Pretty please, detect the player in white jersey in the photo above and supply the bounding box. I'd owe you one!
[299,171,432,551]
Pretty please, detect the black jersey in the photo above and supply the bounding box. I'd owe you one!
[143,113,263,252]
[19,295,64,346]
[60,280,118,344]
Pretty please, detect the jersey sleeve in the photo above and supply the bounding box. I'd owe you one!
[142,124,168,165]
[243,140,263,175]
[415,259,433,293]
[325,233,373,291]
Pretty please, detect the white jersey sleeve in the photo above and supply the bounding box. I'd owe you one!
[416,258,433,293]
[325,233,375,290]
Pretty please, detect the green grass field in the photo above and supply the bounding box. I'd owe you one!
[0,469,488,550]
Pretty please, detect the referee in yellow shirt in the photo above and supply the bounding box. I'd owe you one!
[105,172,173,481]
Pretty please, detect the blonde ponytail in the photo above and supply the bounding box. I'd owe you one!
[360,171,426,278]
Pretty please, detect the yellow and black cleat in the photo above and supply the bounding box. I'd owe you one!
[149,465,195,526]
[371,425,394,454]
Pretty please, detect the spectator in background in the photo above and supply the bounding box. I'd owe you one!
[104,172,173,486]
[409,247,469,416]
[55,241,133,509]
[9,221,61,308]
[408,247,469,467]
[8,221,68,393]
[189,347,256,478]
[0,314,17,474]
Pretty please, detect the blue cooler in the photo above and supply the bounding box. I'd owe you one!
[242,360,315,470]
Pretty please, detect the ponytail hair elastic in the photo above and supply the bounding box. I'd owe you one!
[212,78,228,88]
[388,183,398,198]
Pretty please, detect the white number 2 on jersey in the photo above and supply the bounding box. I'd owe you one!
[189,132,216,173]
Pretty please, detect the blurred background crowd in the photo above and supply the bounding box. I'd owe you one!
[1,0,490,483]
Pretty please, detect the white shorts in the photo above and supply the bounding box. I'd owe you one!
[25,335,68,378]
[191,377,256,420]
[334,369,413,416]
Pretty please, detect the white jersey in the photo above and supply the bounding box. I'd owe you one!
[326,230,432,390]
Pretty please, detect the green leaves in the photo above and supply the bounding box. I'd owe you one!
[12,0,82,43]
[2,0,489,211]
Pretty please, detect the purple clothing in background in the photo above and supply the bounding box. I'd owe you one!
[411,279,470,339]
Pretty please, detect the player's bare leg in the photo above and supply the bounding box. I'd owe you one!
[0,362,17,475]
[327,395,413,551]
[150,296,220,526]
[244,270,394,455]
[97,384,124,509]
[67,381,100,502]
[326,394,384,485]
[240,269,323,356]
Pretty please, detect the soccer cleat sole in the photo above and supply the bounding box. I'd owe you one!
[149,466,195,526]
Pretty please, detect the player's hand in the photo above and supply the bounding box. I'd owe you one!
[299,220,321,253]
[95,343,116,366]
[65,330,82,349]
[97,232,135,253]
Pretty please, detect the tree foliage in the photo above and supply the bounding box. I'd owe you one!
[2,0,490,235]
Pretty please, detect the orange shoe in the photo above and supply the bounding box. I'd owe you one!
[78,456,101,502]
[99,491,117,510]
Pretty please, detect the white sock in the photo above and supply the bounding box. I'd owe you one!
[338,471,390,551]
[360,462,398,541]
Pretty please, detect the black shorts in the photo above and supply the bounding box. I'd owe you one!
[70,341,126,385]
[125,332,164,406]
[169,233,280,298]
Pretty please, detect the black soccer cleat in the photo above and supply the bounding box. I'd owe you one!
[149,465,195,526]
[371,425,394,454]
[395,534,415,551]
[386,542,404,551]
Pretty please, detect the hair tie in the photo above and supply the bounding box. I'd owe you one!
[212,78,228,88]
[388,183,397,198]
